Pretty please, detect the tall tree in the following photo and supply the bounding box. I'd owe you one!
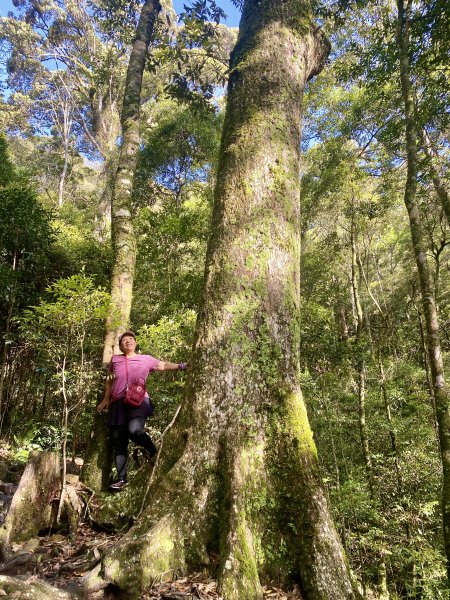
[80,0,162,493]
[101,0,162,364]
[0,0,123,160]
[396,0,450,581]
[88,1,359,598]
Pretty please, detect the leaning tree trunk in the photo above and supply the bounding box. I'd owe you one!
[397,0,450,583]
[91,2,357,599]
[102,0,162,365]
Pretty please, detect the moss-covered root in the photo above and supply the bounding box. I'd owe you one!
[100,515,185,595]
[218,446,263,600]
[275,392,357,600]
[219,523,262,600]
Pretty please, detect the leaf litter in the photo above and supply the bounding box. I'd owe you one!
[2,519,302,599]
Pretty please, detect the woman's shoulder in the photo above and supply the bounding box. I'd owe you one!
[139,354,160,367]
[111,354,125,365]
[139,353,158,362]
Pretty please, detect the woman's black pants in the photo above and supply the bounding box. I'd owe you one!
[110,417,157,481]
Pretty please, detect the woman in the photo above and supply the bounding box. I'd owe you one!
[96,331,186,491]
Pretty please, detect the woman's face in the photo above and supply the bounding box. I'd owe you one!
[120,335,137,353]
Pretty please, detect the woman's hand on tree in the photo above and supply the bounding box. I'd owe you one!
[96,398,109,413]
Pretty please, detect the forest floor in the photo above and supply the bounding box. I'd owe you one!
[0,521,302,599]
[0,450,303,599]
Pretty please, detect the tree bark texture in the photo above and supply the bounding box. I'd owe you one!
[94,3,357,599]
[102,0,162,365]
[397,0,450,583]
[80,411,113,492]
[0,451,60,558]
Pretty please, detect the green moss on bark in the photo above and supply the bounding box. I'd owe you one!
[103,515,185,593]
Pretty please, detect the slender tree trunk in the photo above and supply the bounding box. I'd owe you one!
[350,210,391,597]
[94,157,116,242]
[320,388,341,488]
[356,366,373,493]
[350,205,374,498]
[420,129,450,225]
[397,0,450,582]
[90,3,359,599]
[58,146,68,208]
[378,358,401,494]
[58,103,72,208]
[378,354,412,546]
[82,0,162,492]
[102,0,162,365]
[57,356,68,523]
[416,305,434,403]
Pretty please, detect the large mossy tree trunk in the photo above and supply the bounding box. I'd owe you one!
[397,0,450,584]
[93,2,358,599]
[102,0,162,365]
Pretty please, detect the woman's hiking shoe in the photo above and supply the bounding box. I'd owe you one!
[109,479,128,491]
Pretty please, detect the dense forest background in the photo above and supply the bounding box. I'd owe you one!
[0,0,449,597]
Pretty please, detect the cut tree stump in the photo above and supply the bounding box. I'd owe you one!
[0,451,61,557]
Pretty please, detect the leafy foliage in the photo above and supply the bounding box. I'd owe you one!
[0,183,55,339]
[137,309,196,436]
[13,274,113,451]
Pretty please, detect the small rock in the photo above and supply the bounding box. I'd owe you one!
[65,581,84,597]
[47,533,65,543]
[0,493,12,525]
[23,538,40,553]
[66,458,83,475]
[0,574,76,598]
[0,482,15,495]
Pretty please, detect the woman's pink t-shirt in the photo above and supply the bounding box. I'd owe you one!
[109,354,160,401]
